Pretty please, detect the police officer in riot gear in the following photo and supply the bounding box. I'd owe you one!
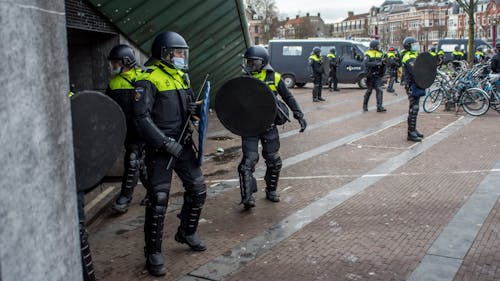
[240,45,307,209]
[106,44,148,213]
[385,46,400,93]
[402,37,425,142]
[309,46,325,102]
[133,31,207,276]
[327,47,341,91]
[474,47,486,63]
[363,40,386,112]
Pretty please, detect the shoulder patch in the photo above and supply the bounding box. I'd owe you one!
[134,87,144,101]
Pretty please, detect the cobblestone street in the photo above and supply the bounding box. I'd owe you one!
[88,83,500,281]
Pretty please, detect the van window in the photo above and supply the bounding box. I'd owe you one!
[441,44,464,52]
[282,46,302,56]
[320,46,336,56]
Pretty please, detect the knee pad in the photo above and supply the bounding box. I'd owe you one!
[263,151,282,169]
[238,152,259,174]
[128,151,140,169]
[410,103,419,115]
[151,184,170,206]
[185,190,207,207]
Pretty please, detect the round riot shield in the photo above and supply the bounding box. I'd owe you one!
[215,76,277,137]
[413,52,438,89]
[71,91,126,191]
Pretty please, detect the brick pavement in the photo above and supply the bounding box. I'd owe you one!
[221,113,500,281]
[87,83,500,281]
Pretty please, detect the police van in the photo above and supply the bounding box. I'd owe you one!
[268,39,368,88]
[437,38,491,64]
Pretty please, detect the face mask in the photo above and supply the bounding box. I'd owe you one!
[411,43,420,52]
[172,57,186,69]
[111,66,122,75]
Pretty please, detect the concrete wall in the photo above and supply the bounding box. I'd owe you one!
[0,1,81,281]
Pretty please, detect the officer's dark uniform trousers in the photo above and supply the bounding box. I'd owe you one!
[363,49,385,111]
[239,70,303,204]
[106,69,148,209]
[134,62,206,271]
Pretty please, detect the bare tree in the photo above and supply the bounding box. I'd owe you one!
[295,17,316,39]
[456,0,480,64]
[247,0,279,41]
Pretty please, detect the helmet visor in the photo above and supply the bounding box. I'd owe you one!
[243,58,263,73]
[161,47,189,70]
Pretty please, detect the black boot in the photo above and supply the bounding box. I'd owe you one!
[175,192,207,251]
[312,85,319,102]
[376,90,386,112]
[80,223,96,281]
[363,92,370,111]
[144,191,168,276]
[407,107,422,142]
[112,151,141,213]
[264,153,282,203]
[415,130,424,138]
[238,157,258,209]
[407,131,422,142]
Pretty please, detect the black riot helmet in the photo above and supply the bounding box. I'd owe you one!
[430,46,436,53]
[244,45,269,73]
[329,47,336,54]
[403,37,417,51]
[107,44,136,68]
[312,46,321,55]
[369,40,380,50]
[149,31,189,70]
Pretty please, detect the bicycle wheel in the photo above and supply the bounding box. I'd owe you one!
[423,88,444,113]
[460,88,490,116]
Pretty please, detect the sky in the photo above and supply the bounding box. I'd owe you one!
[273,0,391,23]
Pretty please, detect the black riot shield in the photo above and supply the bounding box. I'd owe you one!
[413,52,438,89]
[71,91,126,192]
[215,76,277,137]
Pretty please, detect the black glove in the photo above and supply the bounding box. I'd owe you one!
[298,118,307,133]
[187,101,201,117]
[161,138,183,158]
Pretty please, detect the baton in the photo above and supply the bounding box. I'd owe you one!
[166,73,210,170]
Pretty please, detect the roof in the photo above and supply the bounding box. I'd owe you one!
[269,39,365,44]
[88,0,250,93]
[285,18,305,25]
[344,13,369,21]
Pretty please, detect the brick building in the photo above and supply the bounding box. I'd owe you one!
[329,11,369,39]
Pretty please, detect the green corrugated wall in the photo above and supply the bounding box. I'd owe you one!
[88,0,251,95]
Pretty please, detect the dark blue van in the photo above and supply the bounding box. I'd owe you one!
[268,39,368,88]
[437,38,491,63]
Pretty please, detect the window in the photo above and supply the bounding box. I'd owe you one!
[255,26,259,33]
[254,37,260,45]
[320,46,336,56]
[282,46,302,56]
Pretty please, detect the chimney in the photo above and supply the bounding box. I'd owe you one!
[318,12,321,17]
[286,16,289,21]
[296,15,299,19]
[348,11,354,18]
[306,12,310,17]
